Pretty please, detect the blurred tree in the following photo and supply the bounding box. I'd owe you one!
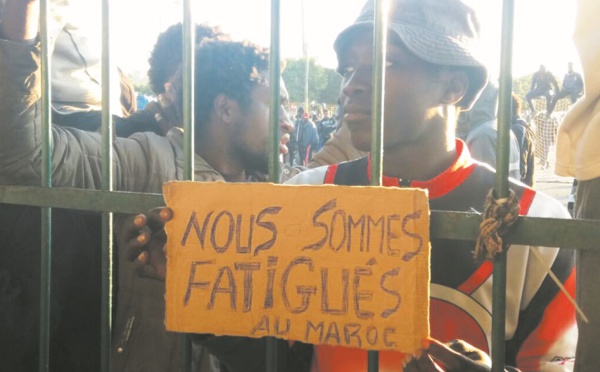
[512,73,534,103]
[127,69,155,97]
[283,58,341,105]
[318,68,343,104]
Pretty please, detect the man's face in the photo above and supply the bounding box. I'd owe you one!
[568,63,573,73]
[337,30,446,152]
[232,77,293,174]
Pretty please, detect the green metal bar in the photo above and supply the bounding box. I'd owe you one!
[182,0,195,180]
[367,0,388,372]
[428,211,600,248]
[268,0,282,184]
[492,0,515,370]
[181,0,195,369]
[491,252,507,372]
[2,185,600,249]
[0,187,165,214]
[101,0,114,369]
[266,0,282,369]
[39,0,52,370]
[368,0,388,370]
[496,1,514,198]
[368,350,379,372]
[369,0,387,187]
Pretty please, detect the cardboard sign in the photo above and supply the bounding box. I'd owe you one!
[164,182,430,353]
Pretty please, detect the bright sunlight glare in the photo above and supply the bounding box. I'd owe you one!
[112,0,580,84]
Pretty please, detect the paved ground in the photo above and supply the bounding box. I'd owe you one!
[533,145,574,209]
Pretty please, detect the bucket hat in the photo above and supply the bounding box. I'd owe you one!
[334,0,488,109]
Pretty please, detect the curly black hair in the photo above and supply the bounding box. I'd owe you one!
[147,23,229,95]
[191,40,270,132]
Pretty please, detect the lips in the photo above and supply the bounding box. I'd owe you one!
[343,104,371,123]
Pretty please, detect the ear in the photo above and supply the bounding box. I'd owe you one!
[439,70,469,106]
[163,82,177,103]
[213,94,239,125]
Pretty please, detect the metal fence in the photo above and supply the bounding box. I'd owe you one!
[0,0,599,372]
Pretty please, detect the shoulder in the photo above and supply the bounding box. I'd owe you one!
[285,166,328,185]
[525,188,571,219]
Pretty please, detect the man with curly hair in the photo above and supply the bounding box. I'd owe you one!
[145,22,230,134]
[0,1,292,371]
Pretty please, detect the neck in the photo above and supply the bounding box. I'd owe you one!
[381,111,457,181]
[195,127,246,183]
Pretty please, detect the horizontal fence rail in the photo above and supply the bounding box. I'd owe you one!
[1,185,599,250]
[1,0,593,370]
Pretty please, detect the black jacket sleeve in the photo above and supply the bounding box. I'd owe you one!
[193,335,313,372]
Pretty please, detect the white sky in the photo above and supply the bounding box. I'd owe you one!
[112,0,580,82]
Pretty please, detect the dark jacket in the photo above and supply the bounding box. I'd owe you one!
[511,117,535,187]
[0,205,102,372]
[0,40,222,372]
[194,335,313,372]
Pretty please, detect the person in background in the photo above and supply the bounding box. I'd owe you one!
[555,1,600,371]
[547,62,584,117]
[288,107,305,166]
[288,0,576,370]
[459,80,522,180]
[300,112,319,165]
[145,22,230,134]
[317,109,337,149]
[308,98,367,168]
[511,94,535,187]
[525,64,560,115]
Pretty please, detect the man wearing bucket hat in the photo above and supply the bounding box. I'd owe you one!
[119,0,577,370]
[288,0,577,370]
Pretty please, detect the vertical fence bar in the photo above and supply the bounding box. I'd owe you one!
[266,0,281,370]
[268,0,281,184]
[182,0,195,179]
[100,0,114,369]
[369,0,387,188]
[181,0,195,370]
[368,1,388,371]
[39,0,52,370]
[491,0,515,371]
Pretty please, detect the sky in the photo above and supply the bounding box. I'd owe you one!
[112,0,580,83]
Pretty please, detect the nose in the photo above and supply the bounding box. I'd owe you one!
[341,66,372,99]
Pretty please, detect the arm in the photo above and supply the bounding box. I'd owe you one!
[0,32,106,187]
[0,6,175,190]
[551,74,560,93]
[529,73,537,91]
[510,247,576,370]
[508,195,576,370]
[0,0,38,41]
[465,123,498,169]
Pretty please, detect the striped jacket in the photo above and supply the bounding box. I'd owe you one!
[286,140,577,372]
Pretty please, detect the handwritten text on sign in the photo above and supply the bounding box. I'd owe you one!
[164,182,430,353]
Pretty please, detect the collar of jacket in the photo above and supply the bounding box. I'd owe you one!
[167,127,226,182]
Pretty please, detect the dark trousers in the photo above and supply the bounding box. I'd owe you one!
[548,89,580,115]
[526,88,552,112]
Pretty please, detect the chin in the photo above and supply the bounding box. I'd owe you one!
[349,135,371,153]
[243,154,270,175]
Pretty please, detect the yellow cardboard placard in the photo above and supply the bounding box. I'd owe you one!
[164,182,430,353]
